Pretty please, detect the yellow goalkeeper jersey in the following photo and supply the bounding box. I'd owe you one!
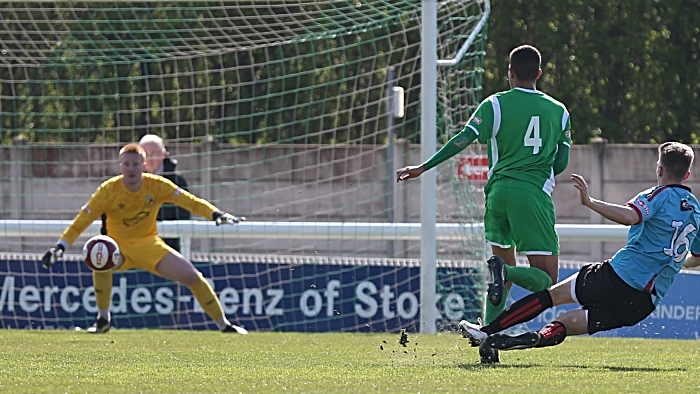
[60,173,217,246]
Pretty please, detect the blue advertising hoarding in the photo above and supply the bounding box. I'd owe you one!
[0,258,481,333]
[2,259,699,338]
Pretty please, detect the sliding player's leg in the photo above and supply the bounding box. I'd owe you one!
[482,273,576,335]
[493,277,575,348]
[551,262,654,339]
[486,309,585,351]
[461,273,577,348]
[513,262,656,350]
[484,261,646,351]
[154,247,247,334]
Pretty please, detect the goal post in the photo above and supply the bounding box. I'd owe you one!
[421,0,439,335]
[421,0,491,333]
[0,0,491,333]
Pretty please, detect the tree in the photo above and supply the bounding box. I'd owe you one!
[484,0,700,144]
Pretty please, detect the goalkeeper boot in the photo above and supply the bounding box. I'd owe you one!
[479,342,500,364]
[486,332,541,351]
[222,324,248,335]
[487,255,507,307]
[86,317,110,334]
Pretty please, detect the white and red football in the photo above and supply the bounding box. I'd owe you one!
[82,235,122,271]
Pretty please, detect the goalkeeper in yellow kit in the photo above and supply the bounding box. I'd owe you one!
[41,143,248,334]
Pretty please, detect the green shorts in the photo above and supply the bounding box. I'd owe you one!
[484,177,559,255]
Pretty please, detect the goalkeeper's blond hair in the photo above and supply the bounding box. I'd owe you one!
[119,143,146,158]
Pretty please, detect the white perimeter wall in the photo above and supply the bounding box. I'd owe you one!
[0,140,690,262]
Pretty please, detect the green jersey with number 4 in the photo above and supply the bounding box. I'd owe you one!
[467,87,571,194]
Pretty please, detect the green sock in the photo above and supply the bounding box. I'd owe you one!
[484,286,509,325]
[504,265,553,292]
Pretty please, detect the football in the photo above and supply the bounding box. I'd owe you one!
[82,235,122,271]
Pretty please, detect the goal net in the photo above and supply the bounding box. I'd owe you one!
[0,1,489,332]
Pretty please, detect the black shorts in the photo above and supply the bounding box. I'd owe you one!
[575,262,655,334]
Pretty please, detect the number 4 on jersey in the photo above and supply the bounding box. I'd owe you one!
[524,116,542,154]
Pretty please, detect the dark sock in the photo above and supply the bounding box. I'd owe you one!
[482,290,553,335]
[535,321,567,347]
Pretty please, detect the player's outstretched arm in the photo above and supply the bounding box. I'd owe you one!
[571,174,639,225]
[41,243,66,269]
[397,128,478,182]
[396,165,425,182]
[213,210,246,226]
[48,198,104,269]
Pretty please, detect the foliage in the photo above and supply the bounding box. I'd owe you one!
[0,1,422,144]
[484,0,700,144]
[0,1,697,144]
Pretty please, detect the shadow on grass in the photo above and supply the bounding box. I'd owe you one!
[457,363,687,372]
[597,365,688,373]
[457,363,539,370]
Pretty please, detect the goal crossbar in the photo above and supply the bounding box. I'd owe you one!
[436,0,490,66]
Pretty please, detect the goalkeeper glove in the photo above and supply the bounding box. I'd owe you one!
[41,243,65,269]
[213,210,246,226]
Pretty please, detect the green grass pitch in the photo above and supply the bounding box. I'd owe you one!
[2,329,700,393]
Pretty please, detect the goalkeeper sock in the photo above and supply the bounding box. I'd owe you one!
[504,265,552,292]
[482,290,553,335]
[215,317,232,330]
[484,286,509,325]
[93,270,113,319]
[98,309,111,321]
[188,274,226,326]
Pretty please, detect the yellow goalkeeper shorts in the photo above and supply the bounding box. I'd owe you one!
[113,235,175,274]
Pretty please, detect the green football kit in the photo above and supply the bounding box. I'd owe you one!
[423,87,571,253]
[422,87,571,322]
